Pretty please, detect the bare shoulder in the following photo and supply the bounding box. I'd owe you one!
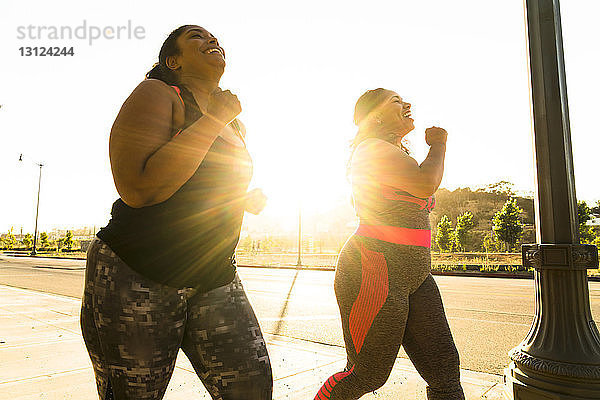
[125,78,179,104]
[356,137,393,152]
[354,138,411,161]
[111,79,179,133]
[110,79,180,155]
[352,137,418,177]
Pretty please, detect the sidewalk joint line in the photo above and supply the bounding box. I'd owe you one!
[481,382,500,396]
[0,367,89,385]
[273,358,345,381]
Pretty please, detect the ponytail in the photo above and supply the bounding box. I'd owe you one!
[145,62,178,85]
[145,25,195,85]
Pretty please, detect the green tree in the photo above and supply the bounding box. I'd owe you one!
[577,201,595,244]
[63,231,74,250]
[453,211,475,252]
[436,215,454,252]
[39,232,49,249]
[21,233,33,250]
[3,228,17,249]
[492,197,524,252]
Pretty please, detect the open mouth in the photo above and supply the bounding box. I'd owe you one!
[402,109,412,119]
[204,47,224,58]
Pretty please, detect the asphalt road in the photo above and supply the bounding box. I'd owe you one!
[1,255,599,375]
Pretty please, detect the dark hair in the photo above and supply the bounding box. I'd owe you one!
[145,25,196,85]
[350,88,410,160]
[353,88,389,127]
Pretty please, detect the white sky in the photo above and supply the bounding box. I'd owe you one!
[0,0,599,233]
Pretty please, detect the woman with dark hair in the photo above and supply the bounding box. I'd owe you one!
[314,89,464,399]
[80,25,272,400]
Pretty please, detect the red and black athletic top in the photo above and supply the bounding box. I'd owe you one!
[352,166,435,248]
[97,84,252,290]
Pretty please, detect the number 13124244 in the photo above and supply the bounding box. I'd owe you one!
[19,47,74,56]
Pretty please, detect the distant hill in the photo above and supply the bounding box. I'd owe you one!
[431,186,535,251]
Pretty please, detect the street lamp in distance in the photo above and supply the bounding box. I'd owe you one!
[18,154,44,256]
[296,207,302,268]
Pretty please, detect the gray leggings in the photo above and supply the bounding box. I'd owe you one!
[315,236,464,400]
[80,238,272,400]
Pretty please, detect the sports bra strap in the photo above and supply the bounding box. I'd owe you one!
[170,85,185,107]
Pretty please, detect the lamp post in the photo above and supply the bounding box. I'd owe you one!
[296,207,302,268]
[503,0,600,397]
[18,154,43,256]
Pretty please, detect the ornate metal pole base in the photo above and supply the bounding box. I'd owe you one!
[504,244,600,399]
[505,362,600,399]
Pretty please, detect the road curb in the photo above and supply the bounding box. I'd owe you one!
[234,264,600,281]
[3,253,599,281]
[33,265,86,271]
[2,253,86,261]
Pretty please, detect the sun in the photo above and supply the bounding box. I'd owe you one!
[248,145,351,220]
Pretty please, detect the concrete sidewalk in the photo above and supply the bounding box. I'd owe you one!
[0,284,504,399]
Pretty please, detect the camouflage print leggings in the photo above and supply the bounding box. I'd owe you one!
[80,238,273,400]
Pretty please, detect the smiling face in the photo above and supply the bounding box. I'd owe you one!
[375,90,415,138]
[167,25,226,81]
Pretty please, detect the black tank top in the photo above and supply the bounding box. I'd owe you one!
[97,84,252,290]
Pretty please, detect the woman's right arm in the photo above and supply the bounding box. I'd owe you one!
[109,80,239,208]
[352,127,447,198]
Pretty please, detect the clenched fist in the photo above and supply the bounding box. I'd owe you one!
[245,188,267,215]
[206,88,241,126]
[425,126,448,146]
